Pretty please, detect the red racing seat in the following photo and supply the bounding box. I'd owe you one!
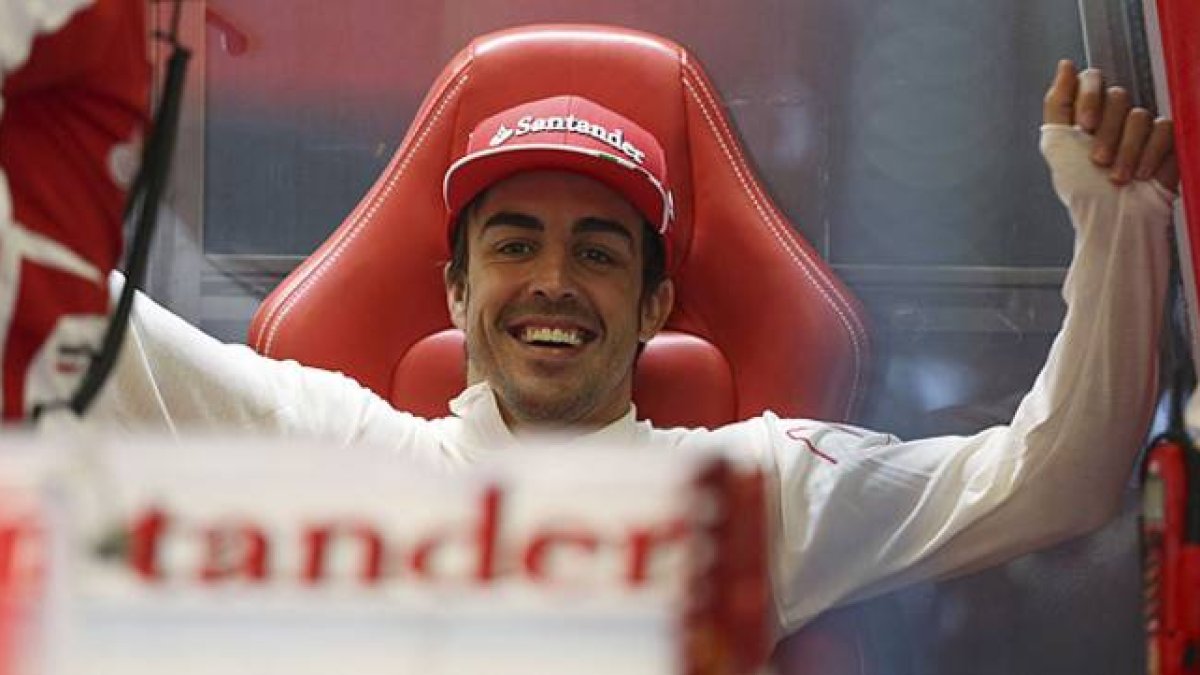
[250,23,869,428]
[249,23,872,672]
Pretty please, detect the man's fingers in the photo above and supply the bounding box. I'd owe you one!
[1091,86,1130,166]
[1110,108,1153,185]
[1039,60,1178,192]
[1043,59,1078,125]
[1075,68,1104,131]
[1135,118,1175,181]
[1154,152,1180,193]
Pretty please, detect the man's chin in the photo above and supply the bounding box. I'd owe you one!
[494,379,595,427]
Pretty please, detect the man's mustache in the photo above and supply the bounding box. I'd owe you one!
[499,297,600,329]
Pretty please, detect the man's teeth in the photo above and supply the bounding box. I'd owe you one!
[520,326,584,346]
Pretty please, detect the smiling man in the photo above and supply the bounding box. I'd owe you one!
[448,170,670,428]
[439,95,676,430]
[32,61,1180,633]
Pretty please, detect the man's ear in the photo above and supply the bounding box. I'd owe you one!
[444,265,468,330]
[638,278,675,343]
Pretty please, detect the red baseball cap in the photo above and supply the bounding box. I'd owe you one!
[443,95,675,238]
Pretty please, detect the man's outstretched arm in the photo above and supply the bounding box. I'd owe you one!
[65,276,428,449]
[759,61,1178,630]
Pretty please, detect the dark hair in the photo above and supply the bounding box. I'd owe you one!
[445,191,668,302]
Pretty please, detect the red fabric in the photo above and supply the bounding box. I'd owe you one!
[2,0,149,276]
[2,261,107,418]
[1156,0,1200,316]
[1151,5,1200,673]
[0,0,150,419]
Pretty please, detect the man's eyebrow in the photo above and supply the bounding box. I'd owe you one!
[574,217,634,248]
[481,211,543,232]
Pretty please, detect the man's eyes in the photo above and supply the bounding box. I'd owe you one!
[487,240,625,267]
[578,246,617,265]
[495,240,536,256]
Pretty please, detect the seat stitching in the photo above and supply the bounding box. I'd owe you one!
[682,68,866,413]
[681,67,866,417]
[261,72,471,356]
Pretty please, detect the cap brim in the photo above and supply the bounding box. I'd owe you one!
[443,144,671,233]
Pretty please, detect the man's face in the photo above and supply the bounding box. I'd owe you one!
[446,170,673,430]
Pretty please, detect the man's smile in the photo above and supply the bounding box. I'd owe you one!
[504,317,600,360]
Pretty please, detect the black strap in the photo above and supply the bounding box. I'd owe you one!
[32,1,190,421]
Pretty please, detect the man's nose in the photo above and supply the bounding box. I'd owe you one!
[528,248,578,299]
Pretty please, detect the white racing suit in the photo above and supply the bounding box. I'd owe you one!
[46,126,1173,633]
[0,0,149,420]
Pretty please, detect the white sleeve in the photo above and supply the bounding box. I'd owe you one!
[765,124,1173,631]
[71,274,423,447]
[0,0,91,76]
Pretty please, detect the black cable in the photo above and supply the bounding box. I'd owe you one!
[31,1,190,421]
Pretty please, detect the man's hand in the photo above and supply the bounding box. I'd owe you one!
[1043,59,1179,192]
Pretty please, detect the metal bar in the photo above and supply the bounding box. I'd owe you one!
[1077,0,1157,107]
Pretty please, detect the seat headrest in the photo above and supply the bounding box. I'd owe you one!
[391,329,735,427]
